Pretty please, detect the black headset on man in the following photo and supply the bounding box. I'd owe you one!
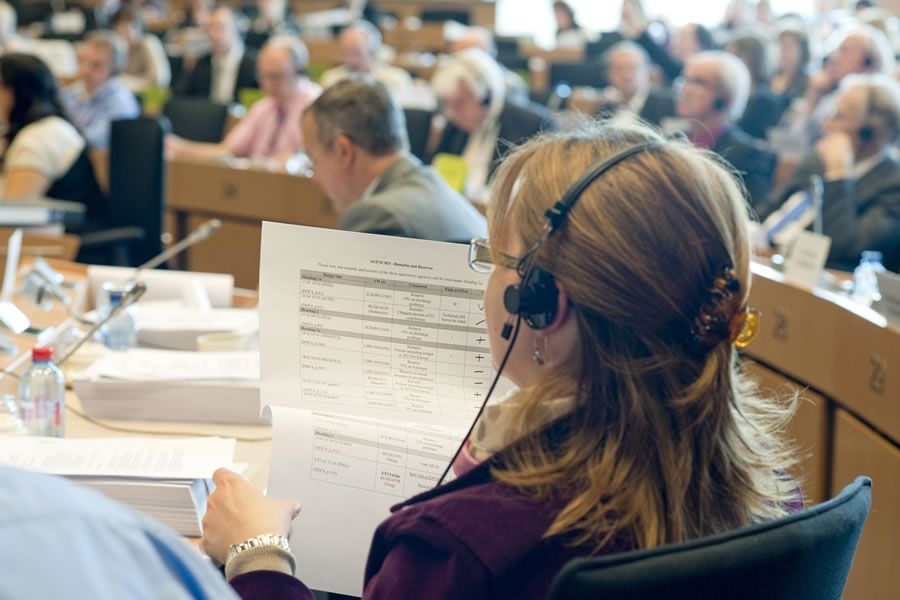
[436,139,665,485]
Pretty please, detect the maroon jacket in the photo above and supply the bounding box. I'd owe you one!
[229,455,608,599]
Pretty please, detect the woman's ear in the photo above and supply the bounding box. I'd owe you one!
[543,281,572,333]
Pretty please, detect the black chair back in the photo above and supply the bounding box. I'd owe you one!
[108,117,169,266]
[163,97,229,143]
[547,476,872,600]
[421,10,469,25]
[403,108,433,162]
[548,60,606,89]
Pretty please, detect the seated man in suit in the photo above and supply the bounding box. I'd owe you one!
[428,48,556,202]
[168,36,321,162]
[676,51,776,208]
[319,20,411,93]
[302,77,486,241]
[177,7,258,104]
[595,41,675,127]
[757,74,900,272]
[59,32,139,151]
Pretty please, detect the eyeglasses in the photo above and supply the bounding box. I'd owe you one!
[674,75,717,92]
[467,237,522,273]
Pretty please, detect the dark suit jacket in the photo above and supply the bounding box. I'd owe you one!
[759,153,900,272]
[738,86,785,140]
[635,29,683,83]
[176,50,259,103]
[339,155,486,242]
[429,101,557,181]
[712,126,776,210]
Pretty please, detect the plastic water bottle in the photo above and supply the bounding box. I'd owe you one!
[18,347,65,437]
[101,289,138,350]
[851,251,887,308]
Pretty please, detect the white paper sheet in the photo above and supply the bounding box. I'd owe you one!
[0,436,235,479]
[92,348,259,381]
[259,223,493,427]
[266,406,465,597]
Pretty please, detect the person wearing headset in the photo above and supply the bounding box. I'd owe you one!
[428,48,556,203]
[199,121,801,599]
[758,74,900,273]
[675,51,776,210]
[167,36,321,163]
[59,31,140,151]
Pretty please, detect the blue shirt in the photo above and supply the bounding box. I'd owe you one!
[0,465,237,599]
[60,79,140,150]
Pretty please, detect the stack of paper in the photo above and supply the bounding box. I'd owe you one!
[0,436,236,536]
[135,302,258,351]
[72,349,263,425]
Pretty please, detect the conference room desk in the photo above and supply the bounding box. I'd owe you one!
[743,263,898,600]
[166,157,338,289]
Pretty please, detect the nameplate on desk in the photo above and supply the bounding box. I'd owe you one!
[782,231,831,289]
[876,270,900,329]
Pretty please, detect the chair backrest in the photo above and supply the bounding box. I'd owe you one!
[108,117,169,266]
[162,97,229,143]
[403,108,433,161]
[548,60,606,89]
[547,476,872,600]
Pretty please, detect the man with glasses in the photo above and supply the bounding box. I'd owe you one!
[675,51,775,209]
[168,36,321,162]
[302,78,485,241]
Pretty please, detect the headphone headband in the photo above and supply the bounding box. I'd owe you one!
[503,139,665,334]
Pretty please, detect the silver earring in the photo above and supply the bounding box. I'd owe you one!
[533,337,548,366]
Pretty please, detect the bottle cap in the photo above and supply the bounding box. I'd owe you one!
[32,346,53,361]
[109,290,124,305]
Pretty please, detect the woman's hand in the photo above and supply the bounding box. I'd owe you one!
[200,468,302,564]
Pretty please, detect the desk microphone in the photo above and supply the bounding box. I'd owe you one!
[0,282,147,381]
[54,282,147,366]
[127,219,223,283]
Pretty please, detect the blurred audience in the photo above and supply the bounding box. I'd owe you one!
[0,54,104,219]
[445,26,529,106]
[320,21,412,92]
[169,36,321,162]
[770,25,811,102]
[112,7,170,91]
[429,48,556,202]
[177,7,258,104]
[726,32,784,139]
[758,74,900,272]
[60,32,140,150]
[595,41,675,126]
[676,51,776,207]
[553,1,588,49]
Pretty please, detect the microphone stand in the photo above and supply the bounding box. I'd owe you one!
[127,219,222,284]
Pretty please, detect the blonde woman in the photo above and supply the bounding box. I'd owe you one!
[200,121,801,599]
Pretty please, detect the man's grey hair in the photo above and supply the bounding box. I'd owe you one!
[306,77,408,155]
[342,20,383,55]
[263,35,309,73]
[692,50,752,122]
[605,40,651,68]
[85,31,128,75]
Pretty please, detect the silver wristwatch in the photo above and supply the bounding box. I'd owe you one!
[226,534,291,564]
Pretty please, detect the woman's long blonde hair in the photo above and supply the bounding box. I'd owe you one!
[488,121,797,552]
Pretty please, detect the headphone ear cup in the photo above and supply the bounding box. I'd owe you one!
[859,125,874,142]
[503,268,559,330]
[713,96,727,112]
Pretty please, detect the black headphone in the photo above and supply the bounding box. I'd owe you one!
[501,140,665,337]
[713,95,728,112]
[858,82,876,143]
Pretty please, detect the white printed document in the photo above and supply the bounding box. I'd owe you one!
[93,348,259,381]
[0,436,237,535]
[259,224,497,596]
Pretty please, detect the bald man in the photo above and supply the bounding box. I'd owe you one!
[168,36,321,162]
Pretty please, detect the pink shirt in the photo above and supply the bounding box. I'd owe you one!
[224,79,321,158]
